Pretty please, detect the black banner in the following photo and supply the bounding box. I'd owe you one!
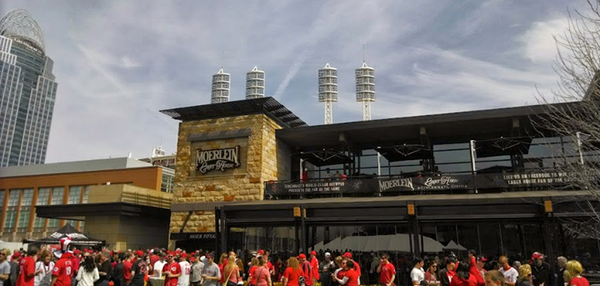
[264,171,578,196]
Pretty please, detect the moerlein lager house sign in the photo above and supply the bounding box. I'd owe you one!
[196,146,241,174]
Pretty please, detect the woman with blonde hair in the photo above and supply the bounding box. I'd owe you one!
[248,257,259,286]
[516,264,532,286]
[254,257,272,286]
[223,253,241,286]
[282,257,303,286]
[566,260,588,286]
[218,253,229,284]
[34,250,54,286]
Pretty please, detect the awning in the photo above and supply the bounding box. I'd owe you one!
[23,224,105,246]
[296,150,353,167]
[375,144,433,162]
[475,137,532,158]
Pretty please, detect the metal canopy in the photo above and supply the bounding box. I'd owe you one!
[276,102,575,151]
[376,144,433,162]
[160,97,308,128]
[295,150,353,167]
[475,136,533,158]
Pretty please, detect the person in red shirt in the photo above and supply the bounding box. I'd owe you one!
[218,253,228,284]
[17,248,39,286]
[163,255,181,286]
[309,251,319,283]
[377,254,396,286]
[50,251,74,286]
[567,260,589,286]
[123,253,134,285]
[450,262,477,286]
[264,250,275,277]
[298,254,313,286]
[333,261,358,286]
[467,251,484,286]
[282,257,303,286]
[440,257,457,286]
[342,253,360,284]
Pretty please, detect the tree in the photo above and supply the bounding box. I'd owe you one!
[537,0,600,242]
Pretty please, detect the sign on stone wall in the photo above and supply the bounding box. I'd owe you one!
[196,145,241,174]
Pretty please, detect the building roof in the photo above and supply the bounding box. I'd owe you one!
[0,9,45,54]
[0,157,154,178]
[277,102,575,151]
[160,97,307,128]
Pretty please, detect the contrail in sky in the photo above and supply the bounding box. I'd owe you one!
[274,49,311,98]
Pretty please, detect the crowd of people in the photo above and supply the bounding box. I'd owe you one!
[0,238,593,286]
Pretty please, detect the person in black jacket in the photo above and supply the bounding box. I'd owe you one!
[439,257,457,286]
[530,253,552,286]
[112,253,125,286]
[95,252,112,286]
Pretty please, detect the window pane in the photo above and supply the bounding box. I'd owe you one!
[83,186,90,203]
[68,186,82,204]
[34,188,51,229]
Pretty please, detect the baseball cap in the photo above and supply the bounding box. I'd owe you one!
[136,250,144,257]
[12,252,21,258]
[257,250,265,255]
[477,256,488,262]
[74,249,81,255]
[342,252,352,259]
[205,254,212,259]
[310,251,317,256]
[325,252,331,257]
[297,254,306,259]
[532,252,543,260]
[181,253,188,259]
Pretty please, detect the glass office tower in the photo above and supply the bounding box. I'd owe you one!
[0,10,58,167]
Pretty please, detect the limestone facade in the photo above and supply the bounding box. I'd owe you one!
[170,114,291,235]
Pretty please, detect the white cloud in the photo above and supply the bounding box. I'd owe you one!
[0,0,581,162]
[520,18,570,63]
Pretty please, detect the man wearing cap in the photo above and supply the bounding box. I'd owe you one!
[470,255,486,286]
[178,254,191,286]
[201,255,220,286]
[50,247,73,286]
[9,251,20,286]
[129,251,147,286]
[342,253,360,285]
[319,253,334,286]
[153,253,167,278]
[164,255,181,286]
[309,252,319,284]
[96,252,112,286]
[298,254,313,286]
[530,253,551,286]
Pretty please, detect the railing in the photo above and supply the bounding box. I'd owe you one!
[264,170,579,199]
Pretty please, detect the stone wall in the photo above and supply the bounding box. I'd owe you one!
[170,114,291,235]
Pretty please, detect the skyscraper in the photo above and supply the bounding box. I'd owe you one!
[0,10,57,167]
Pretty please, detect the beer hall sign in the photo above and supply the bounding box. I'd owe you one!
[196,146,241,174]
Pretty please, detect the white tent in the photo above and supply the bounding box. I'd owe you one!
[312,234,445,253]
[341,236,369,251]
[444,240,467,251]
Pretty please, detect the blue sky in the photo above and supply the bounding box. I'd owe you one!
[0,0,585,162]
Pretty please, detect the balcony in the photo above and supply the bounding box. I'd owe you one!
[264,169,580,199]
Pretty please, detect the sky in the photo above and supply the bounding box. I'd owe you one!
[0,0,588,163]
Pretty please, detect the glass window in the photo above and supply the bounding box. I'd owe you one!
[34,188,51,229]
[48,187,64,228]
[68,186,82,204]
[18,189,34,230]
[83,186,90,203]
[4,190,21,230]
